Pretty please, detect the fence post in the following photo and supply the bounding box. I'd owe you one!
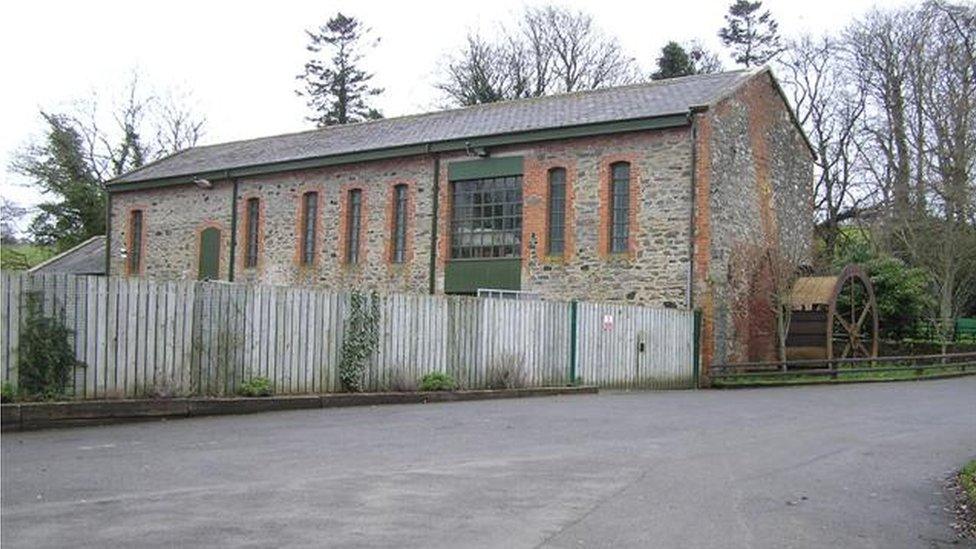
[569,300,578,385]
[692,309,702,389]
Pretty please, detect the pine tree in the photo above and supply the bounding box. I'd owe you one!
[718,0,784,67]
[652,42,696,80]
[298,13,383,127]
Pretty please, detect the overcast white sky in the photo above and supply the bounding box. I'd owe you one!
[1,0,911,219]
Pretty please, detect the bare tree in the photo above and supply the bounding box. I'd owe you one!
[687,40,725,74]
[11,73,206,249]
[437,5,637,106]
[1,198,27,244]
[779,35,874,261]
[841,1,976,338]
[436,33,520,106]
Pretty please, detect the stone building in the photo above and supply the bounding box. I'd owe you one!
[107,68,814,367]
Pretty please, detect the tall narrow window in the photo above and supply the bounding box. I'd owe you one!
[610,162,630,253]
[128,209,144,274]
[346,189,362,264]
[300,192,318,265]
[245,198,260,268]
[391,184,408,263]
[547,168,567,256]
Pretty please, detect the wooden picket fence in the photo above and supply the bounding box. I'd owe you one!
[0,272,697,399]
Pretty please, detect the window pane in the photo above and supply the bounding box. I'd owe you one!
[547,168,566,255]
[392,185,407,263]
[246,198,260,268]
[301,193,318,265]
[610,163,630,253]
[129,210,143,273]
[346,189,362,264]
[450,175,522,260]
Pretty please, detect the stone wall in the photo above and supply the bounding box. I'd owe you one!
[110,156,436,291]
[110,181,235,281]
[112,130,695,309]
[515,129,693,306]
[108,70,812,337]
[694,71,815,366]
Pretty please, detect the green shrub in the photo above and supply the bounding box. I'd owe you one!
[833,236,933,340]
[238,377,272,397]
[338,292,380,392]
[18,292,79,400]
[1,382,14,403]
[419,372,455,392]
[962,460,976,505]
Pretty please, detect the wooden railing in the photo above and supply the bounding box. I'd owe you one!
[710,352,976,384]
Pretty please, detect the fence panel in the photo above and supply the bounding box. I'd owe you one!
[577,301,696,389]
[0,273,696,397]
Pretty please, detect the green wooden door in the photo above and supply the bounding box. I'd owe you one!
[198,227,221,280]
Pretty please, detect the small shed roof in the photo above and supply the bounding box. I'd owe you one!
[28,236,106,276]
[790,276,837,309]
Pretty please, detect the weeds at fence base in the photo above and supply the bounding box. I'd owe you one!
[419,372,456,391]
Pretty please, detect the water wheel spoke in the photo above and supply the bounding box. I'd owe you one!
[855,302,872,331]
[834,313,854,335]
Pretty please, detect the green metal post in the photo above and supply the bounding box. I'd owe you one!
[692,309,702,389]
[569,300,578,385]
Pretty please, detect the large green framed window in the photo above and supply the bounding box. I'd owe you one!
[450,175,523,260]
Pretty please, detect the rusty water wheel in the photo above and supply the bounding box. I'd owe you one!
[826,265,879,359]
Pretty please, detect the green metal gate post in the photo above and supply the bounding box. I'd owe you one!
[692,309,702,388]
[569,300,578,385]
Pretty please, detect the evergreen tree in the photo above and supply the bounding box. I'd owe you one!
[12,113,106,251]
[298,13,383,127]
[652,42,696,80]
[718,0,784,67]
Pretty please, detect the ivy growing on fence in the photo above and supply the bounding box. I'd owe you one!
[338,291,380,392]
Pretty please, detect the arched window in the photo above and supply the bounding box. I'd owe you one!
[609,162,630,253]
[127,209,144,275]
[547,168,567,256]
[300,192,318,265]
[244,198,260,268]
[391,185,408,263]
[346,189,363,264]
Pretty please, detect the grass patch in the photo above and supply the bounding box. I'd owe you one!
[963,461,976,505]
[713,367,974,386]
[0,244,55,271]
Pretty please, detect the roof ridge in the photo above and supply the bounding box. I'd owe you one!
[166,70,751,155]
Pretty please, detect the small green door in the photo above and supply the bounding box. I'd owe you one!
[198,227,221,280]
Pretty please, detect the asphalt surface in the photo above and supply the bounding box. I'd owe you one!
[2,378,975,548]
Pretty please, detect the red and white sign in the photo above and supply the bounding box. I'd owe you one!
[602,314,614,331]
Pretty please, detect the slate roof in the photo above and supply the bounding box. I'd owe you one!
[29,236,106,276]
[112,69,756,185]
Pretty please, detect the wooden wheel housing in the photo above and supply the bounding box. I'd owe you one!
[787,265,879,360]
